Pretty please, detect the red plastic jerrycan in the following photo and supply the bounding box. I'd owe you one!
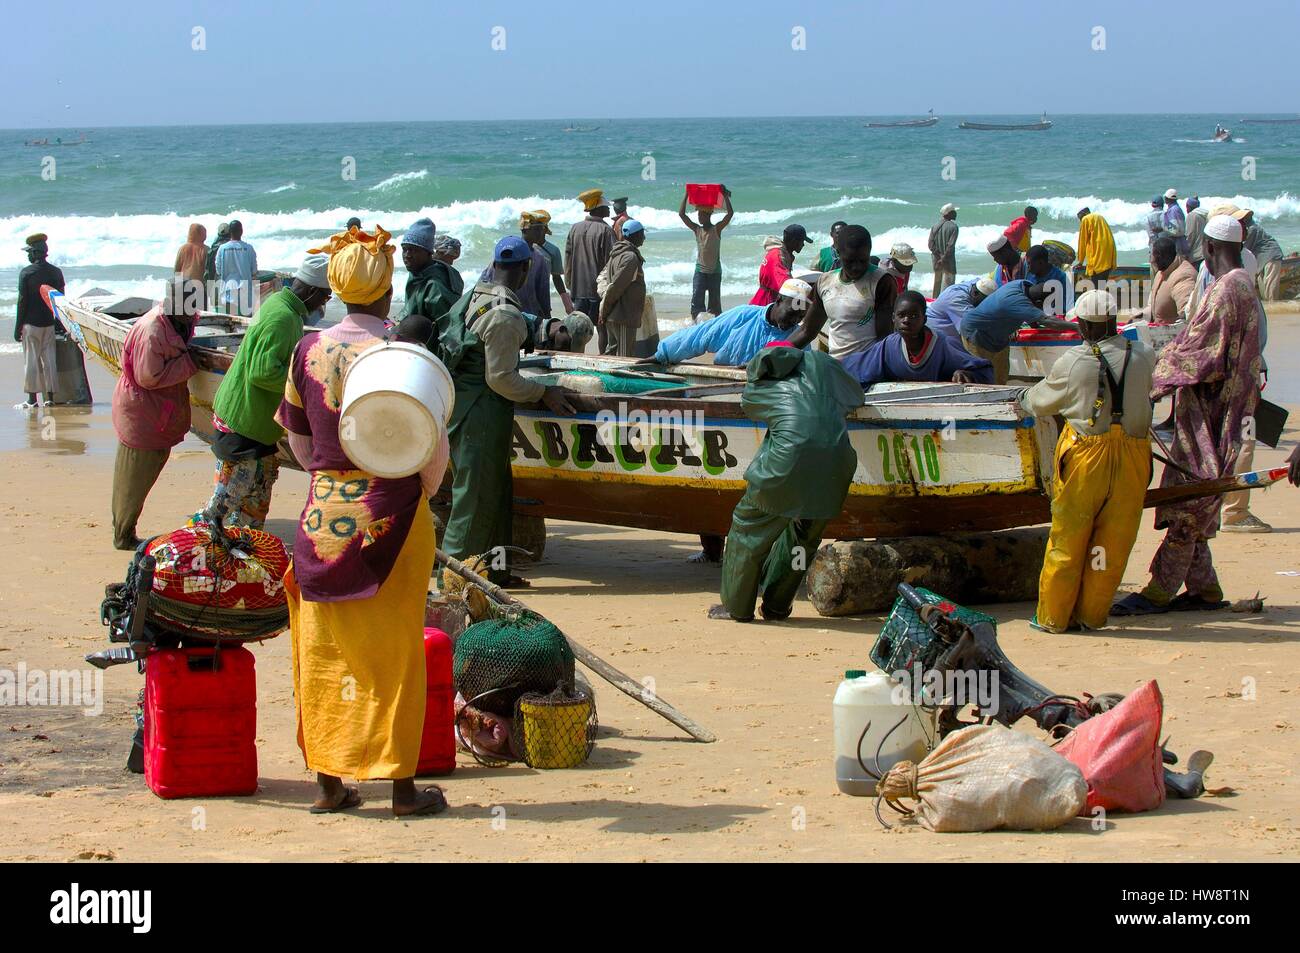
[417,627,456,776]
[144,646,258,799]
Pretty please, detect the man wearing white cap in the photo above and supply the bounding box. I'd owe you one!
[641,278,813,367]
[1183,204,1271,532]
[882,242,917,293]
[1019,290,1155,633]
[206,253,333,528]
[1114,214,1262,616]
[926,275,996,340]
[928,204,959,295]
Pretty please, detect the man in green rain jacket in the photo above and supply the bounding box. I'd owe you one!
[400,217,463,326]
[439,236,575,585]
[710,343,863,622]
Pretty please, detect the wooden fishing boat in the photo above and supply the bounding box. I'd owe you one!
[866,114,939,128]
[1008,320,1183,380]
[1280,253,1300,298]
[53,289,1065,538]
[959,114,1052,131]
[55,291,1287,540]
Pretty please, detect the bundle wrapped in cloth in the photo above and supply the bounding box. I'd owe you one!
[137,515,290,642]
[878,724,1087,832]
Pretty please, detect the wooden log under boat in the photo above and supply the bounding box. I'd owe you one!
[807,528,1049,615]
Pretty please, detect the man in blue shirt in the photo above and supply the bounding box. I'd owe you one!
[844,290,993,387]
[639,278,811,367]
[214,220,258,316]
[960,280,1074,383]
[1024,244,1075,314]
[926,275,996,339]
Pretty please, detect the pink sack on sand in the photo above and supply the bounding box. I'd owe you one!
[1055,680,1165,814]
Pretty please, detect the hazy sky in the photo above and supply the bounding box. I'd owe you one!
[5,0,1295,128]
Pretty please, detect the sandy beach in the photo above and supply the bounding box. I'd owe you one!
[1,313,1298,864]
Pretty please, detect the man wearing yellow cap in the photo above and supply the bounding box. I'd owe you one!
[480,214,552,323]
[567,189,615,353]
[440,236,577,586]
[529,210,575,317]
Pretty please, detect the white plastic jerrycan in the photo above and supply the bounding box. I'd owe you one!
[833,669,934,796]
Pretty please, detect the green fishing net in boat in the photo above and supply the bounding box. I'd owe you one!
[453,612,576,715]
[529,371,684,395]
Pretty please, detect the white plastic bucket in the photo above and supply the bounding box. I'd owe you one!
[338,341,455,478]
[832,669,934,796]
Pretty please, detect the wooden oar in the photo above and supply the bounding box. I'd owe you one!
[435,549,717,743]
[1143,467,1291,509]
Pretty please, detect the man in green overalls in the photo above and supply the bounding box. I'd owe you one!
[710,342,863,622]
[439,236,575,586]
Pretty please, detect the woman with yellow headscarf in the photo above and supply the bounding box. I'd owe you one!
[276,225,452,817]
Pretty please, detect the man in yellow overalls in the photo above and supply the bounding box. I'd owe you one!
[1018,290,1155,633]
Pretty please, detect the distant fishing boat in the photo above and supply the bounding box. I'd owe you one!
[867,110,938,129]
[1212,125,1232,142]
[1239,116,1300,124]
[562,124,600,133]
[959,113,1052,131]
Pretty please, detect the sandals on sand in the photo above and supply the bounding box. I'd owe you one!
[1110,593,1169,617]
[394,786,449,818]
[1029,614,1083,633]
[1166,593,1230,612]
[310,785,364,814]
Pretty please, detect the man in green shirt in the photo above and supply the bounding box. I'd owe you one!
[206,254,331,528]
[816,221,847,273]
[400,217,462,326]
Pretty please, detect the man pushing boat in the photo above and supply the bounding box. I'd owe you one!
[439,237,577,587]
[709,342,862,622]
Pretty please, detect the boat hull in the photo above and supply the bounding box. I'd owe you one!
[56,294,1060,539]
[959,121,1052,131]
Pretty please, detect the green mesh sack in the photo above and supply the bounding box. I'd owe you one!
[453,613,576,716]
[869,587,997,675]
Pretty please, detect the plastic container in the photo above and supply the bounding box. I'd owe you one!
[417,627,456,776]
[686,183,724,210]
[339,341,455,478]
[833,669,933,796]
[144,646,258,799]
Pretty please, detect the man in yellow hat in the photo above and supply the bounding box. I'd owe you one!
[529,210,575,317]
[567,189,614,352]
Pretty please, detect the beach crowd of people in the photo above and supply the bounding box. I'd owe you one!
[12,181,1300,817]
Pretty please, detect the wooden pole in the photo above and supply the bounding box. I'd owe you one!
[435,549,716,743]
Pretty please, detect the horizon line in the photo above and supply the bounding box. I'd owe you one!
[5,111,1296,133]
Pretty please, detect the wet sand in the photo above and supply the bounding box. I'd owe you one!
[0,324,1297,862]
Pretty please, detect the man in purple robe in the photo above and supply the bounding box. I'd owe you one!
[1113,215,1262,616]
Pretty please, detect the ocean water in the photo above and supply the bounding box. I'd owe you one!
[3,113,1298,350]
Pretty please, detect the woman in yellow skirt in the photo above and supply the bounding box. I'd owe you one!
[277,225,450,816]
